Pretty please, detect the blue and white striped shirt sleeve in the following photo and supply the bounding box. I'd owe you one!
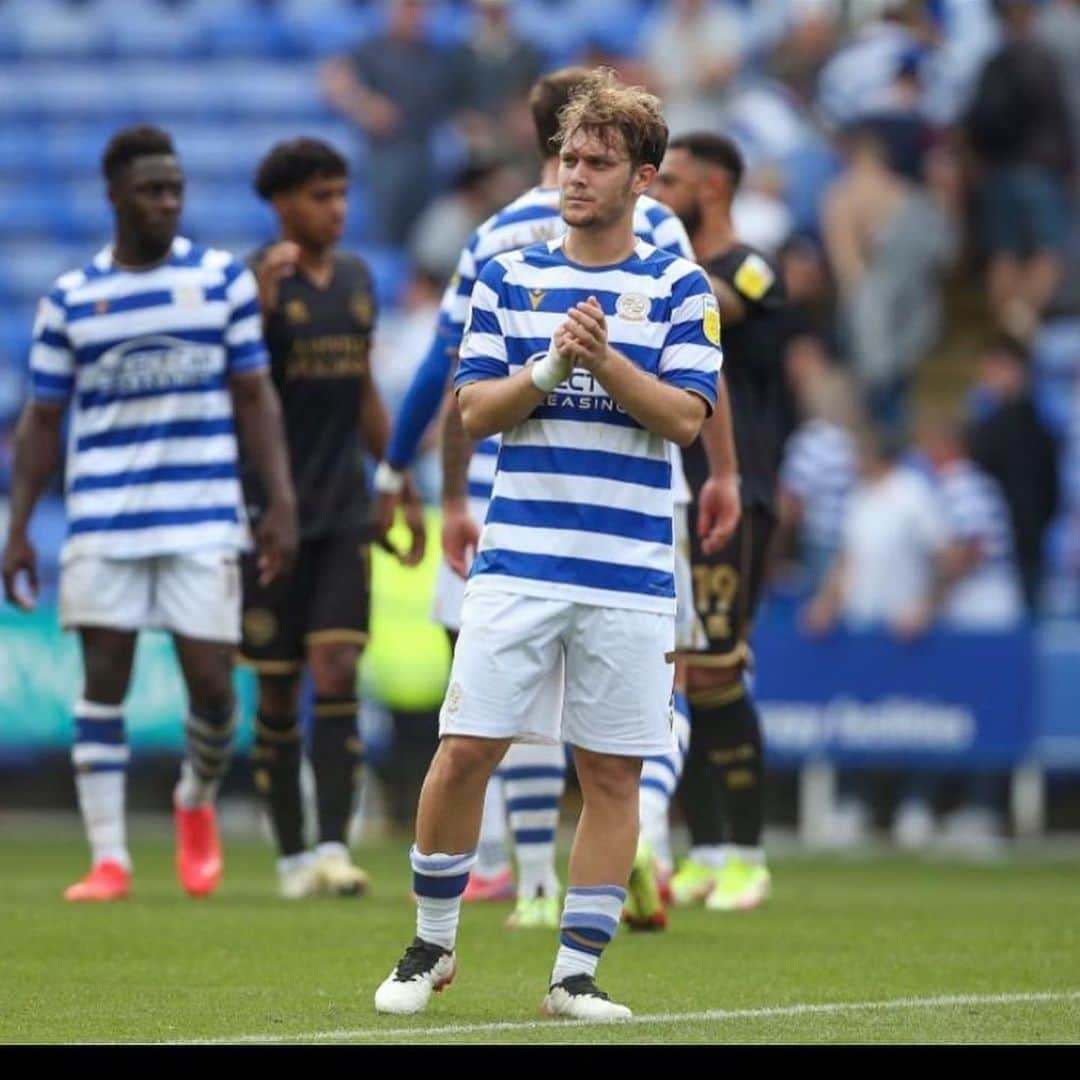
[645,204,695,259]
[439,241,480,358]
[224,261,268,375]
[658,267,722,413]
[454,259,509,391]
[29,286,75,405]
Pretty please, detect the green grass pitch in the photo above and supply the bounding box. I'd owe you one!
[2,825,1078,1044]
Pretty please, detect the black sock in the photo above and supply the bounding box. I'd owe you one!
[311,695,362,846]
[680,684,765,848]
[253,712,304,857]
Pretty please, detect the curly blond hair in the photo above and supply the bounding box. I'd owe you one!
[555,67,668,169]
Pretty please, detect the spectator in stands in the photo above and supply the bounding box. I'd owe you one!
[967,335,1060,611]
[461,0,546,142]
[322,0,472,246]
[641,0,745,137]
[822,121,956,430]
[963,0,1075,339]
[1036,0,1080,183]
[804,424,951,641]
[408,152,518,283]
[814,0,933,132]
[774,349,861,593]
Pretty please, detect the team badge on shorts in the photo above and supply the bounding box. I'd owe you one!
[351,292,373,325]
[703,295,721,346]
[616,293,649,321]
[285,298,309,324]
[243,608,278,647]
[444,681,464,716]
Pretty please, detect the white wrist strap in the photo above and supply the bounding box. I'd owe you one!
[374,461,405,496]
[530,339,572,393]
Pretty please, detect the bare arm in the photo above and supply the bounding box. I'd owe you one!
[439,391,481,578]
[457,367,547,441]
[803,553,849,635]
[321,56,401,137]
[230,370,298,584]
[2,401,65,608]
[695,374,741,552]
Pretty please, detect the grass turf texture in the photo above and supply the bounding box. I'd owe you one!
[1,826,1078,1044]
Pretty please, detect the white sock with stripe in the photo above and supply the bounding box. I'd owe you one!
[550,884,626,985]
[411,846,477,951]
[72,700,131,871]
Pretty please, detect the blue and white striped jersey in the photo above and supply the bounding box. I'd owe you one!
[779,419,858,556]
[383,186,695,521]
[938,459,1023,627]
[29,236,267,560]
[454,235,722,615]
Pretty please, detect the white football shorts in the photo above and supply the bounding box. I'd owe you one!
[440,585,677,758]
[60,549,242,643]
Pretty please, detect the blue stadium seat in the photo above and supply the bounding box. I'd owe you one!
[8,0,112,60]
[181,181,277,246]
[220,61,329,121]
[0,183,73,239]
[280,2,380,59]
[0,126,49,176]
[202,3,300,60]
[101,0,212,60]
[124,63,235,119]
[1,244,87,303]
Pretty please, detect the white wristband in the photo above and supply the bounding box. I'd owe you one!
[529,339,572,393]
[374,461,405,496]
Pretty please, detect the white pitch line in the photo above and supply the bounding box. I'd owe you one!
[179,989,1080,1045]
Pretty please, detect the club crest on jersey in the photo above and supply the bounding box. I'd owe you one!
[616,293,649,321]
[703,295,721,346]
[351,292,373,324]
[173,285,203,307]
[285,298,309,324]
[528,289,546,310]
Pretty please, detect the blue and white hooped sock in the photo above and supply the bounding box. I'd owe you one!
[72,699,131,870]
[499,741,566,900]
[411,846,477,951]
[550,884,627,985]
[639,690,691,873]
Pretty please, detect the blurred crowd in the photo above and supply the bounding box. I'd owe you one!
[1,0,1079,622]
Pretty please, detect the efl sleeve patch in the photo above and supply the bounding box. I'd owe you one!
[703,295,722,346]
[733,253,775,302]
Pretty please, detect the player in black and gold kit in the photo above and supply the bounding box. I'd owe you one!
[653,133,795,912]
[242,138,425,898]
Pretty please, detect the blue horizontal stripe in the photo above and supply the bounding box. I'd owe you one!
[228,346,268,373]
[32,371,74,393]
[513,828,555,846]
[474,439,499,456]
[466,481,493,501]
[663,368,718,410]
[673,692,690,716]
[501,285,668,324]
[641,776,675,798]
[567,885,627,901]
[472,548,675,599]
[497,445,670,489]
[496,766,566,781]
[643,754,678,780]
[487,497,672,544]
[66,289,178,323]
[529,398,642,429]
[37,328,70,350]
[412,870,470,899]
[455,355,508,387]
[468,306,501,335]
[68,506,239,535]
[70,462,237,493]
[558,930,605,956]
[80,762,128,774]
[489,203,560,229]
[75,417,234,452]
[562,911,618,937]
[74,327,226,367]
[228,297,260,324]
[506,795,559,813]
[75,720,125,745]
[77,377,227,410]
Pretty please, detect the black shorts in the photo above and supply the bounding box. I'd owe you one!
[681,504,776,670]
[239,530,371,673]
